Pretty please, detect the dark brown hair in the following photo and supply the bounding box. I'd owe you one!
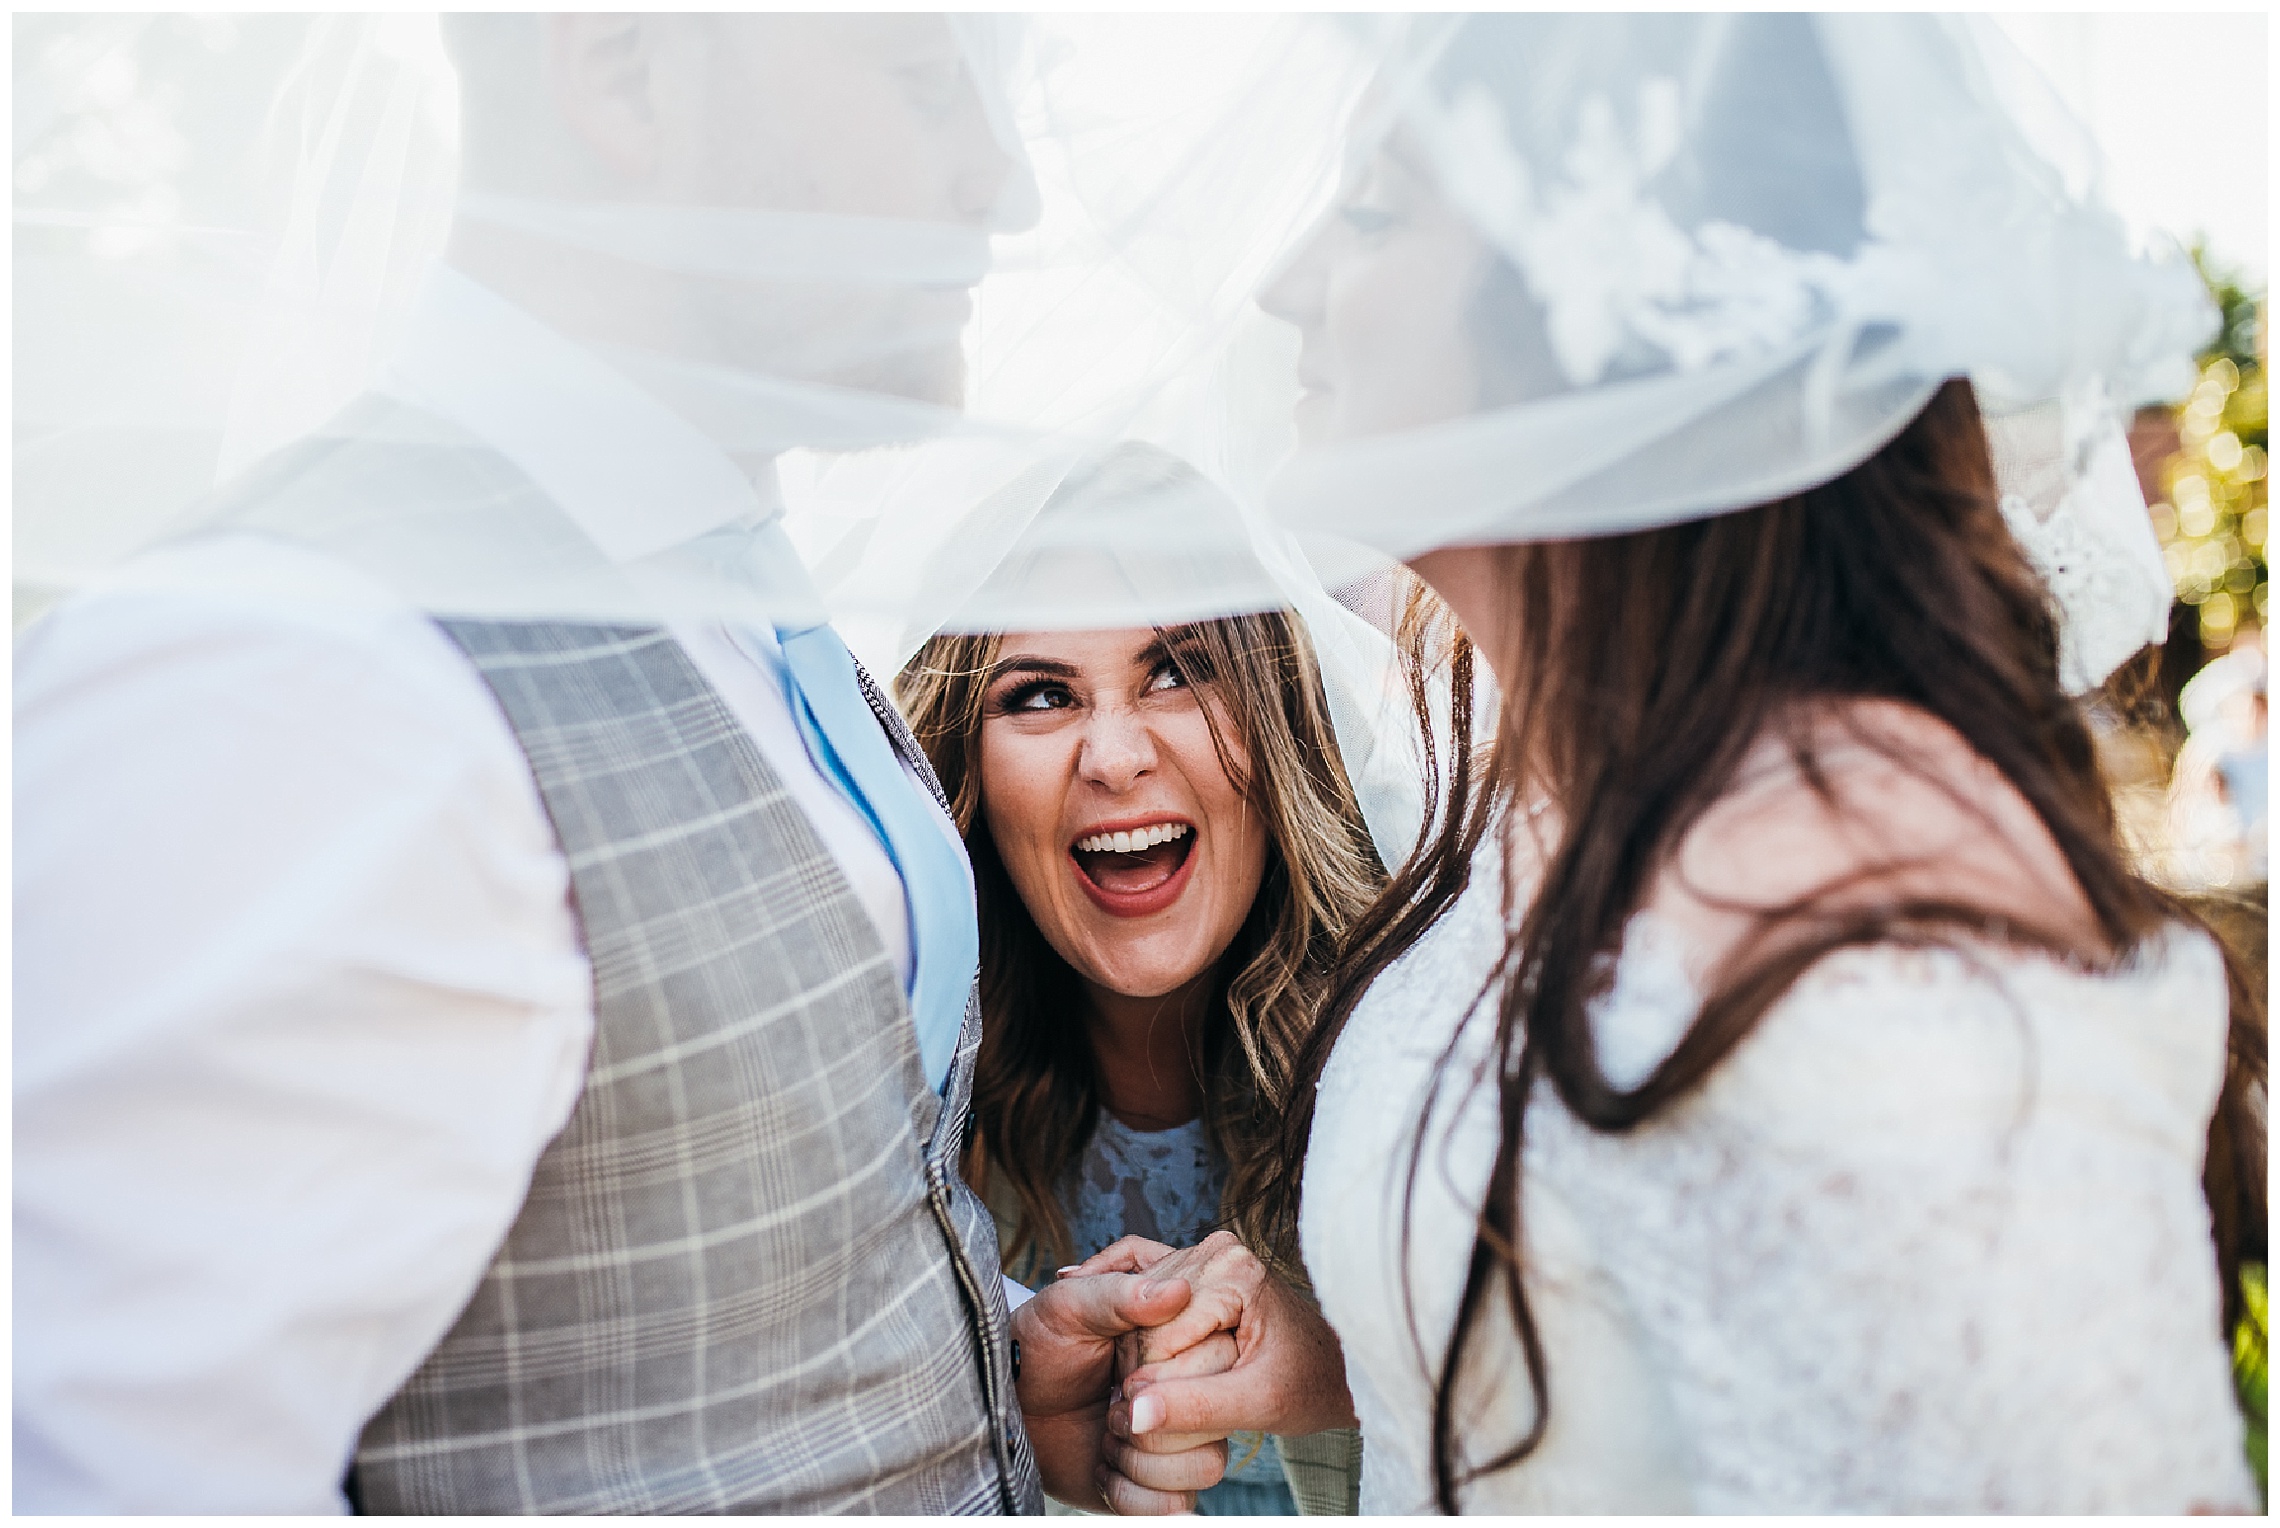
[897,609,1383,1275]
[1253,379,2268,1509]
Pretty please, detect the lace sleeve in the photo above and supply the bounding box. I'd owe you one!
[1552,930,2258,1512]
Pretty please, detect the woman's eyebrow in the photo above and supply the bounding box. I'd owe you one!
[1143,629,1216,667]
[987,655,1083,683]
[1133,636,1175,670]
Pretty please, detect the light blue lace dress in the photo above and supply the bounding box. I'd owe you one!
[1051,1114,1296,1516]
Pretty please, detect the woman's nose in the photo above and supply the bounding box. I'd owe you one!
[1076,708,1158,792]
[1258,215,1333,325]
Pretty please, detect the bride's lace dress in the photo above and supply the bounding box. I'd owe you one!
[1301,838,2257,1513]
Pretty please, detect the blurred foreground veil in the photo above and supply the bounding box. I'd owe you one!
[13,14,1382,660]
[14,15,2214,752]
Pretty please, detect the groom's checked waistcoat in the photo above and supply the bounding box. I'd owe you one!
[211,404,1039,1514]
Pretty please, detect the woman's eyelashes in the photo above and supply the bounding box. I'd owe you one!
[991,678,1077,715]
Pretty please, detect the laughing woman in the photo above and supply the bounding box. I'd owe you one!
[897,457,1383,1515]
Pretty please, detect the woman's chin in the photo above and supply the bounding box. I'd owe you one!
[1075,944,1216,1005]
[1085,971,1212,1003]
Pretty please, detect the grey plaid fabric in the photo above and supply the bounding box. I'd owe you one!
[205,404,1038,1513]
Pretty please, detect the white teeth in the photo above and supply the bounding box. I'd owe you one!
[1075,822,1190,855]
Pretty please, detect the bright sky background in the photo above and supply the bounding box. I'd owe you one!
[1994,12,2269,282]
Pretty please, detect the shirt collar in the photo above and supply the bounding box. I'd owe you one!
[375,266,774,563]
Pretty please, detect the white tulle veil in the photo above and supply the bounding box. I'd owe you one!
[14,13,2216,863]
[16,14,1369,622]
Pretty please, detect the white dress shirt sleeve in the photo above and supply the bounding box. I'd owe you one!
[13,539,596,1514]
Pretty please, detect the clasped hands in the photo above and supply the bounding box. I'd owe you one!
[1010,1230,1356,1514]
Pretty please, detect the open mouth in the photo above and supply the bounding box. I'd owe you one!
[1068,820,1197,918]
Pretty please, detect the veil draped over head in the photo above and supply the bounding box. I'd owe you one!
[16,13,2213,839]
[1254,13,2214,692]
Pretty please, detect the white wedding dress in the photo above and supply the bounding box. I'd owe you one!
[1301,834,2257,1514]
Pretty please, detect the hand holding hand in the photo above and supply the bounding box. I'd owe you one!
[1073,1231,1353,1428]
[1087,1231,1357,1455]
[1067,1231,1255,1378]
[1011,1268,1242,1513]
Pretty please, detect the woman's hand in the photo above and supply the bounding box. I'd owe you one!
[1093,1334,1239,1514]
[1064,1235,1214,1379]
[1012,1265,1243,1513]
[1075,1232,1359,1493]
[1080,1233,1353,1419]
[1064,1233,1178,1278]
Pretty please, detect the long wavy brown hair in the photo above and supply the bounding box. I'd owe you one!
[1251,379,2269,1510]
[898,607,1383,1275]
